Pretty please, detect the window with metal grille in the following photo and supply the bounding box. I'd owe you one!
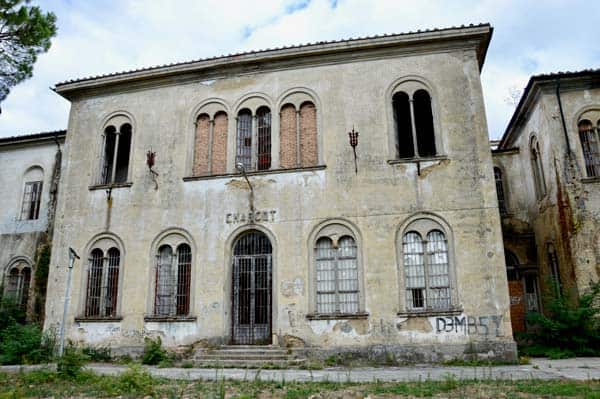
[154,244,191,316]
[20,181,43,220]
[4,263,31,308]
[315,236,359,314]
[236,109,253,170]
[530,137,546,200]
[393,88,437,159]
[578,119,600,177]
[236,107,272,171]
[84,247,120,318]
[494,167,507,215]
[100,122,132,185]
[403,229,451,311]
[256,106,271,170]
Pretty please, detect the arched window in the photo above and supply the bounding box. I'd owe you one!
[20,166,43,220]
[494,167,507,215]
[100,119,132,185]
[393,87,437,159]
[84,246,121,318]
[311,222,362,316]
[530,137,546,200]
[193,113,211,175]
[279,104,297,168]
[256,106,272,170]
[193,109,229,176]
[153,243,192,316]
[236,109,253,170]
[578,119,600,177]
[299,101,317,167]
[279,94,318,169]
[400,217,454,312]
[3,261,31,308]
[505,250,519,281]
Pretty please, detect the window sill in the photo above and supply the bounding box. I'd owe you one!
[306,312,369,320]
[183,165,326,182]
[397,308,463,317]
[387,155,448,165]
[74,316,123,323]
[89,182,133,191]
[144,316,197,322]
[581,176,600,184]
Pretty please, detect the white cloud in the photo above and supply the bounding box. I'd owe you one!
[0,0,598,138]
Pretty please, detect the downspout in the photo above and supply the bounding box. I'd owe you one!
[555,78,572,156]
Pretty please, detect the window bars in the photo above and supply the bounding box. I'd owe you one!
[154,244,192,316]
[85,248,120,318]
[236,110,253,171]
[236,108,272,172]
[20,181,43,220]
[403,230,451,311]
[256,107,271,170]
[5,266,31,307]
[315,236,359,314]
[578,120,600,177]
[494,167,507,215]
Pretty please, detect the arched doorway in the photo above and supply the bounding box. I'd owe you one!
[231,230,272,345]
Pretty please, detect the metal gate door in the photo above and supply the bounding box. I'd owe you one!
[232,231,272,345]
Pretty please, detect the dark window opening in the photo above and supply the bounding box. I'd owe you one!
[505,250,519,281]
[256,106,271,170]
[101,123,131,185]
[413,89,436,157]
[578,119,600,177]
[114,123,131,183]
[176,244,191,316]
[84,247,120,318]
[494,167,507,215]
[102,126,116,184]
[21,181,43,220]
[393,91,415,158]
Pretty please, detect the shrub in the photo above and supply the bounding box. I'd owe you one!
[117,364,156,395]
[521,281,600,357]
[0,322,54,364]
[142,336,167,365]
[57,346,89,378]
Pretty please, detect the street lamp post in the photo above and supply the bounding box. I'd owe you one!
[58,247,80,357]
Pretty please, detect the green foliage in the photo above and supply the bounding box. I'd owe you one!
[116,364,157,396]
[57,346,88,378]
[0,296,25,325]
[33,242,51,321]
[81,345,111,362]
[0,321,54,364]
[0,0,57,105]
[521,281,600,357]
[141,336,168,365]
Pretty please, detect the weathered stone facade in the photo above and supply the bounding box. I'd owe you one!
[39,24,517,361]
[0,131,65,320]
[493,71,600,333]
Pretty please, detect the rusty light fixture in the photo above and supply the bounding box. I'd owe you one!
[348,127,359,174]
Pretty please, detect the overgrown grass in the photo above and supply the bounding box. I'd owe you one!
[0,369,598,398]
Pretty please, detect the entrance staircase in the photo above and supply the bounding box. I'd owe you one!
[193,345,306,368]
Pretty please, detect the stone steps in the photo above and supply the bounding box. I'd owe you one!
[193,345,305,368]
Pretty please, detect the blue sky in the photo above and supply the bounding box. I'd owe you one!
[0,0,598,139]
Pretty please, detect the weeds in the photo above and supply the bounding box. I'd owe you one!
[141,336,168,365]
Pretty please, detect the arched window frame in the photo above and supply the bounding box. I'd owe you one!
[388,77,443,161]
[397,215,458,314]
[189,99,230,176]
[575,109,600,178]
[146,229,196,320]
[530,135,547,200]
[78,235,124,320]
[3,258,32,308]
[307,221,366,318]
[20,166,44,221]
[96,113,134,186]
[493,166,508,215]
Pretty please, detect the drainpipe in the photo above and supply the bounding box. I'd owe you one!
[555,79,572,156]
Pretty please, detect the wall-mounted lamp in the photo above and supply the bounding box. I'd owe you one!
[348,127,359,174]
[236,162,255,213]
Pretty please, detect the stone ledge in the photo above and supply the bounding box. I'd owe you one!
[306,312,369,320]
[144,316,197,322]
[88,182,133,190]
[397,308,464,317]
[183,165,326,181]
[74,316,123,323]
[387,155,449,165]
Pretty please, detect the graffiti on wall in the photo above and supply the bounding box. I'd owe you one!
[435,315,503,336]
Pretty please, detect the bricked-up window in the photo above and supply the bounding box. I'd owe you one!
[154,244,192,316]
[256,106,271,170]
[84,247,120,318]
[530,136,547,200]
[236,109,253,170]
[403,229,451,311]
[193,111,229,176]
[299,101,318,166]
[578,119,600,177]
[494,167,507,215]
[193,114,211,175]
[393,89,436,159]
[101,122,132,185]
[315,236,359,314]
[279,104,297,168]
[20,181,43,220]
[4,263,31,308]
[279,100,318,169]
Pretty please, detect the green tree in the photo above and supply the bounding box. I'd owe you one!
[0,0,57,109]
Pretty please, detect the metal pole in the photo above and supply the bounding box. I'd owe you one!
[59,247,79,357]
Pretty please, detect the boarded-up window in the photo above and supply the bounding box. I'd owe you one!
[403,229,450,311]
[315,236,359,314]
[84,247,120,318]
[154,244,192,316]
[300,101,317,166]
[578,119,600,177]
[279,104,297,168]
[193,114,211,175]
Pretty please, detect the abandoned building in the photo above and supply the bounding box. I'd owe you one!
[493,70,600,334]
[6,24,597,363]
[0,131,65,320]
